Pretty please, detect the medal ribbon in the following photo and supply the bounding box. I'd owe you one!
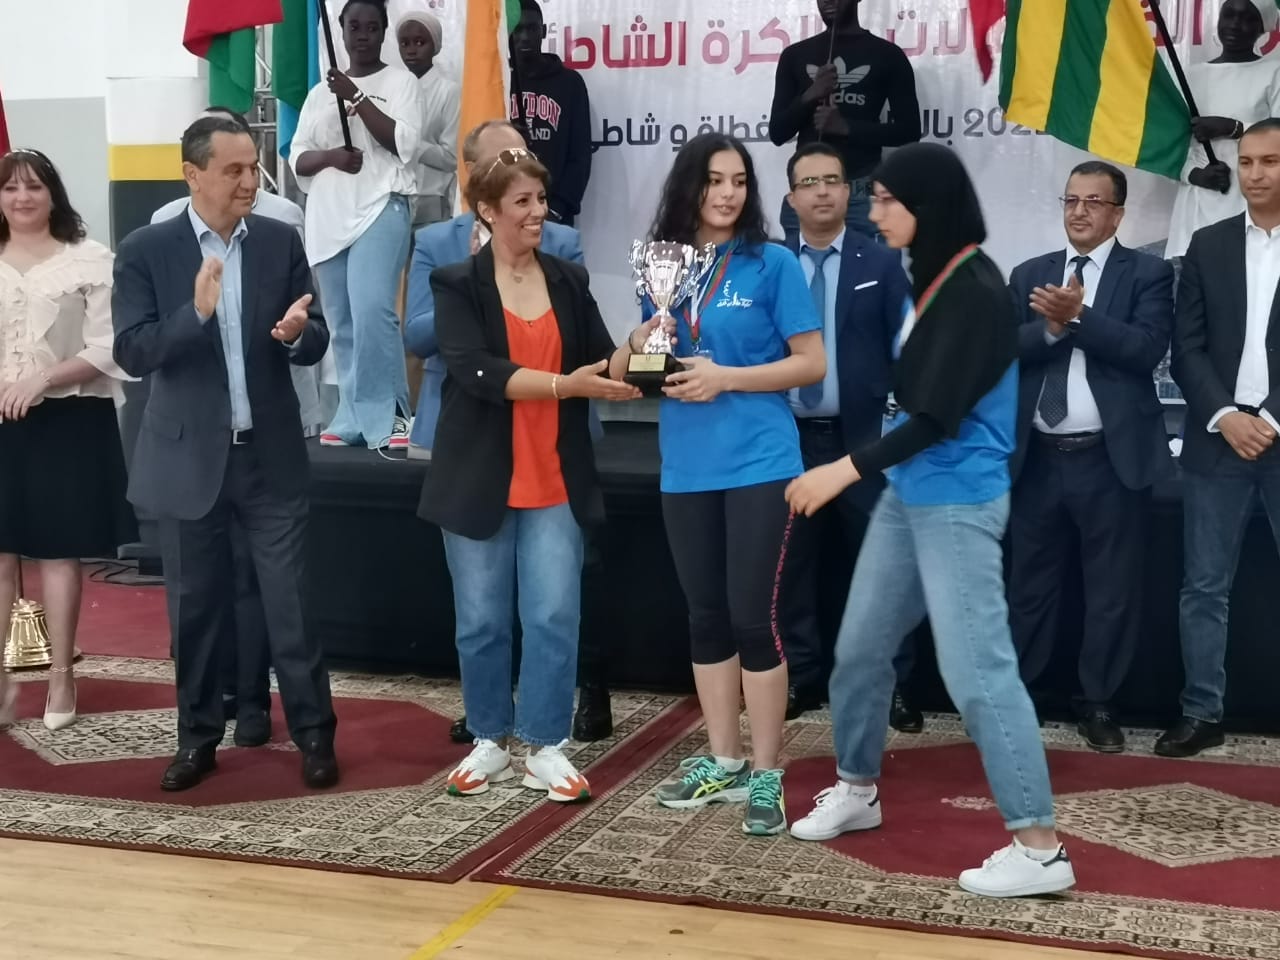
[915,243,979,318]
[684,251,733,348]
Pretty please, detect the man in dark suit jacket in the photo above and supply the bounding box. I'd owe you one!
[776,142,920,726]
[1008,161,1173,753]
[112,116,339,791]
[1165,119,1280,758]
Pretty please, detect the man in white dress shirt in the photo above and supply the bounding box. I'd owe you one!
[1167,119,1280,757]
[1007,161,1174,754]
[151,107,322,438]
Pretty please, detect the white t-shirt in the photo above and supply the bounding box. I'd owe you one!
[290,64,424,265]
[414,68,460,203]
[1166,58,1280,259]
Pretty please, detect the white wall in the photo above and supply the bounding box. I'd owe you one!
[1,0,108,100]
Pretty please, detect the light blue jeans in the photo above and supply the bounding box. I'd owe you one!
[313,195,411,448]
[829,487,1056,830]
[441,503,584,745]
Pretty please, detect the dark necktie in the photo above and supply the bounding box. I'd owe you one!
[1037,255,1089,428]
[799,246,834,409]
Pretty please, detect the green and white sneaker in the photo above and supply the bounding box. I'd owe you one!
[742,768,787,836]
[655,756,750,809]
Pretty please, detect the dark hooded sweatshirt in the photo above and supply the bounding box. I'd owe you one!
[509,53,593,225]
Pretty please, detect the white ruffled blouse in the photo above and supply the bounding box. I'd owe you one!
[0,239,129,403]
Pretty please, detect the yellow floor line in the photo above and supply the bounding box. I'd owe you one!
[406,885,518,958]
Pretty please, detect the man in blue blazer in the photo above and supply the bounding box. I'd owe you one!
[112,117,338,791]
[404,119,609,744]
[776,142,921,727]
[405,120,588,460]
[1007,161,1174,754]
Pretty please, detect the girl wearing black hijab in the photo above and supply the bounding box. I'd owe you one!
[784,143,1076,899]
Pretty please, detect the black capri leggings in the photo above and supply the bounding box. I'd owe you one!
[661,479,794,672]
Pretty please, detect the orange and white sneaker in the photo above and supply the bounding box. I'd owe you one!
[446,739,516,796]
[523,740,591,802]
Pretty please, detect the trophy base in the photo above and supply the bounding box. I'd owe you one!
[624,352,687,398]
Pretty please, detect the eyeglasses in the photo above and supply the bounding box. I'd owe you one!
[792,174,848,190]
[481,147,533,178]
[1059,195,1121,212]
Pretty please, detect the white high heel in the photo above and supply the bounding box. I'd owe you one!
[0,674,17,729]
[43,666,77,732]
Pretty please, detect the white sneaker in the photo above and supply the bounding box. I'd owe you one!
[523,740,591,802]
[958,840,1076,897]
[789,781,883,840]
[445,739,516,796]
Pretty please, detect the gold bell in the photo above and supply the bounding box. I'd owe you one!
[4,563,53,670]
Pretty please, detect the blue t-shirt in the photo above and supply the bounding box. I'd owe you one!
[644,240,822,493]
[884,362,1018,506]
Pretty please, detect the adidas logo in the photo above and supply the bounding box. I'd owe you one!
[806,57,869,105]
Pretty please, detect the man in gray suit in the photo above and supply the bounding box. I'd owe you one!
[112,116,339,792]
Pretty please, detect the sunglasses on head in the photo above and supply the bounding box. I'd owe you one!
[482,147,533,178]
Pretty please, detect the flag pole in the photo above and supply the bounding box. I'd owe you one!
[318,3,354,150]
[1148,0,1217,164]
[815,0,846,143]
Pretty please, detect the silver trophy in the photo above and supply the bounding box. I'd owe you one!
[625,240,716,395]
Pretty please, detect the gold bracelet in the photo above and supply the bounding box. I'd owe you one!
[551,374,560,399]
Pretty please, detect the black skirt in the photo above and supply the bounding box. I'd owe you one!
[0,396,138,559]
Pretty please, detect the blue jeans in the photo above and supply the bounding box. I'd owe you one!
[828,487,1056,830]
[313,195,411,447]
[1179,454,1280,722]
[780,176,878,247]
[441,503,584,745]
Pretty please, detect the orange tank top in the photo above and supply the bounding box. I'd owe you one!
[504,306,568,509]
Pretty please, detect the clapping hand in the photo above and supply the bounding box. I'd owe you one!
[1030,271,1084,334]
[194,256,223,318]
[272,294,313,343]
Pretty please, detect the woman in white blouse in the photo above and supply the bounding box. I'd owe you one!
[0,149,135,732]
[291,0,424,451]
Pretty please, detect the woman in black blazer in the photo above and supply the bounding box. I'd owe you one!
[421,147,643,804]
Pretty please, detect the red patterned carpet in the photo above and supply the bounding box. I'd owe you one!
[474,709,1280,960]
[5,568,1280,958]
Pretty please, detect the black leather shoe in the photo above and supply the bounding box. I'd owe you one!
[1077,709,1125,753]
[572,684,613,741]
[889,687,924,733]
[1155,717,1225,758]
[233,708,272,748]
[785,683,823,721]
[161,747,217,791]
[300,743,340,789]
[449,715,474,745]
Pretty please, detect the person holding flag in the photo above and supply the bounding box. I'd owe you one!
[1166,0,1280,259]
[290,0,424,451]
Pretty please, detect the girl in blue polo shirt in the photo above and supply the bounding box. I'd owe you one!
[621,133,824,837]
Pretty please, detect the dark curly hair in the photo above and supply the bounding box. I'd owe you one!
[0,149,86,245]
[648,133,769,249]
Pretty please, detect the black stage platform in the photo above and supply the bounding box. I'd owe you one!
[304,422,1280,729]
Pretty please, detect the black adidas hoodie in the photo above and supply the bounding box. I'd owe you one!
[509,53,592,225]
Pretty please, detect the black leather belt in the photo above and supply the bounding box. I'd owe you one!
[796,416,842,434]
[1035,430,1102,452]
[1238,404,1261,416]
[231,428,254,446]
